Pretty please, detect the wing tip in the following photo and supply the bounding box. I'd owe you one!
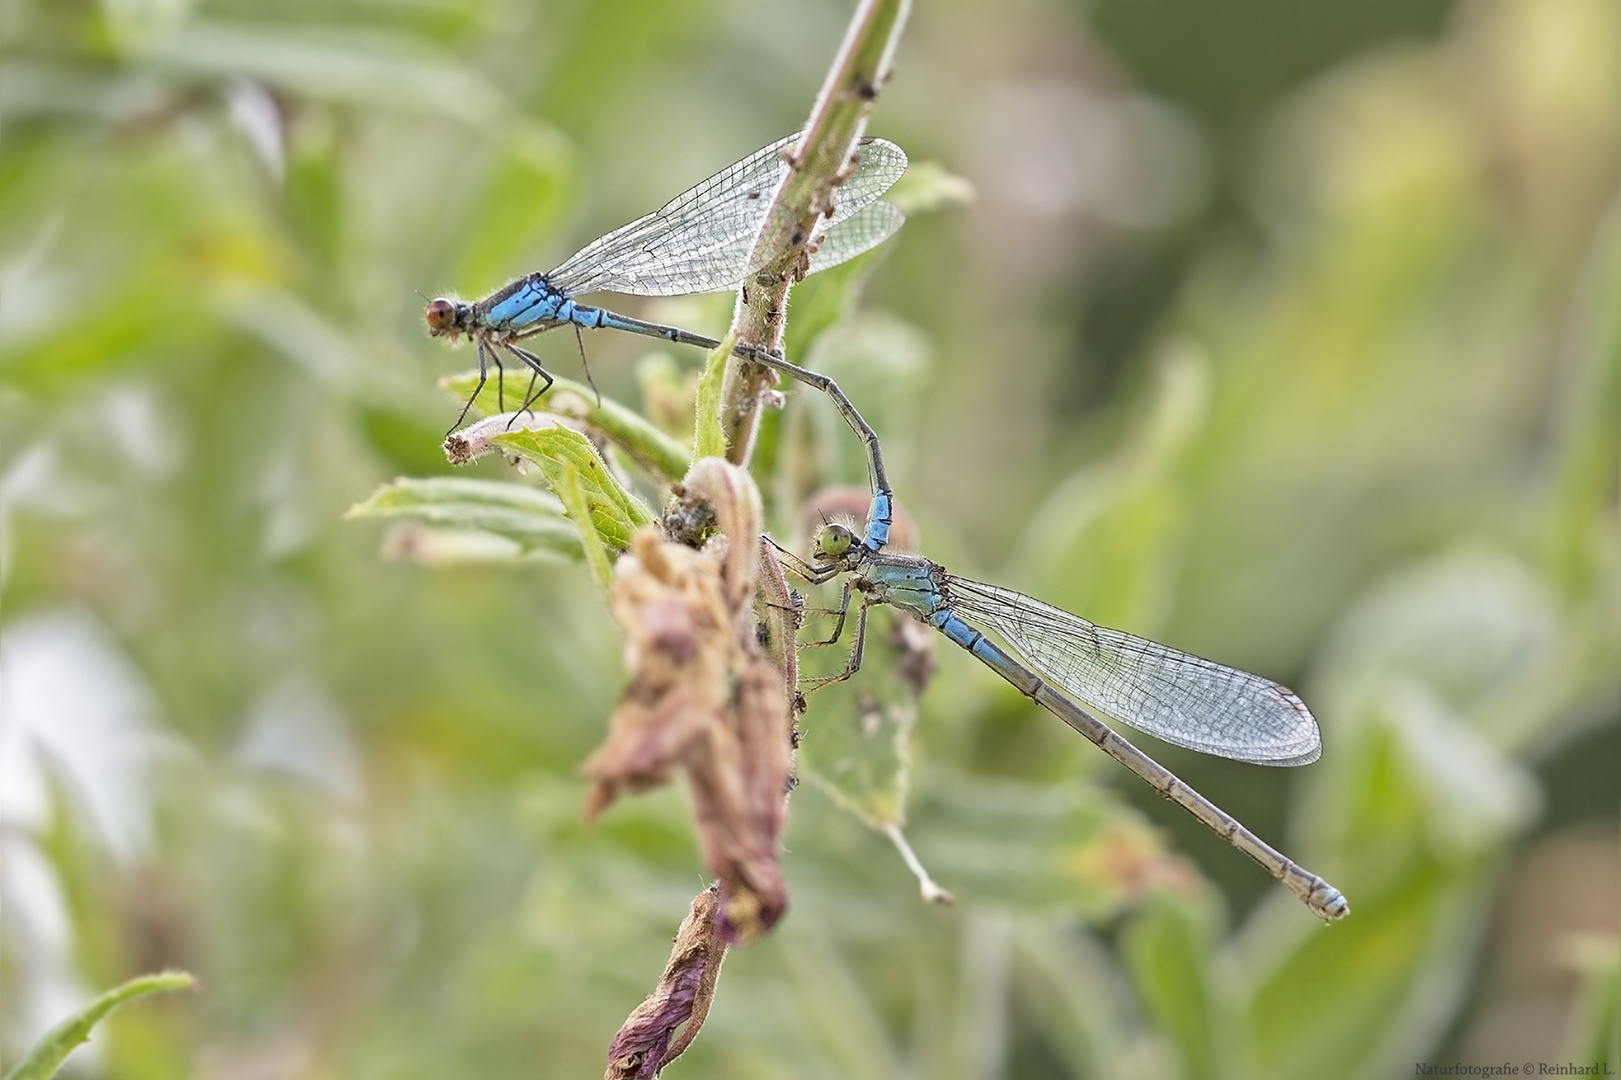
[1271,683,1323,766]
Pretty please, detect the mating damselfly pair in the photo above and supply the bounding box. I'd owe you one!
[425,131,1348,921]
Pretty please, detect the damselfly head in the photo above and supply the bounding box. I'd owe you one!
[424,297,462,337]
[814,522,857,560]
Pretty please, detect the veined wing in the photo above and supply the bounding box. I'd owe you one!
[806,201,906,276]
[548,134,907,298]
[945,576,1322,766]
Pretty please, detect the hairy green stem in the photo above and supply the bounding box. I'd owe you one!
[718,0,912,465]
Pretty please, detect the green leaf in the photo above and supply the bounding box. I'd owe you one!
[1560,934,1620,1064]
[1013,347,1210,631]
[4,971,196,1080]
[491,425,655,565]
[799,313,933,489]
[797,606,926,828]
[345,477,583,560]
[1542,193,1621,600]
[451,126,575,290]
[882,159,975,215]
[904,771,1175,920]
[692,333,734,461]
[551,459,615,595]
[1121,898,1219,1080]
[153,21,514,121]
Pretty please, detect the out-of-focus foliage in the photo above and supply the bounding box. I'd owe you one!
[2,1,1616,1078]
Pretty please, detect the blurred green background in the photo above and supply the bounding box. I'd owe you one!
[2,0,1617,1077]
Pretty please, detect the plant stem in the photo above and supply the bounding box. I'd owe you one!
[718,0,912,466]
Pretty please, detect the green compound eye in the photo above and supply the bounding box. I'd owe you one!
[816,523,857,558]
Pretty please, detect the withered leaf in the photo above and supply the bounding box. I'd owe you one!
[583,528,733,820]
[586,461,795,942]
[604,886,727,1080]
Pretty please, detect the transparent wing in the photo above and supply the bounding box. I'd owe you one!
[946,577,1322,765]
[548,134,907,298]
[547,134,796,297]
[806,201,906,276]
[819,139,909,216]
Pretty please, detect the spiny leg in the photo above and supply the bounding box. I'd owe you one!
[757,591,808,630]
[587,311,892,547]
[573,325,602,407]
[731,344,893,550]
[799,580,855,647]
[765,538,862,684]
[519,370,541,416]
[755,351,890,504]
[801,600,871,691]
[498,323,569,421]
[506,343,555,419]
[450,339,500,435]
[768,537,845,586]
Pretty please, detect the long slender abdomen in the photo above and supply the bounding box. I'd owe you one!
[937,610,1349,920]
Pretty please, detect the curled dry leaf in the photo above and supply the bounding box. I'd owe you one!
[582,528,733,819]
[586,459,795,942]
[443,411,577,465]
[604,886,727,1080]
[686,656,793,943]
[754,538,804,712]
[681,457,762,614]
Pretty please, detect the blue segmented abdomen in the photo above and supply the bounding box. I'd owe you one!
[937,613,984,652]
[862,493,893,551]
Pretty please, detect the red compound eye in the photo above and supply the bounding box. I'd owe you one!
[424,298,458,334]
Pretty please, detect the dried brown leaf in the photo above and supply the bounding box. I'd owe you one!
[604,886,728,1080]
[686,656,794,943]
[586,463,795,942]
[583,527,732,820]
